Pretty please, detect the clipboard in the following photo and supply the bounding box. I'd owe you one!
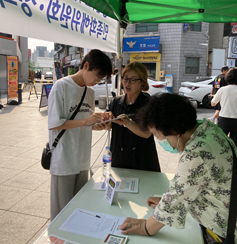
[93,114,134,126]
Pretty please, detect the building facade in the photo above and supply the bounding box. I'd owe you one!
[123,22,209,93]
[0,33,28,92]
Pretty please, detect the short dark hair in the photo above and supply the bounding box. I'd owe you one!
[137,93,197,136]
[225,67,237,85]
[221,66,229,72]
[80,49,112,79]
[113,68,118,75]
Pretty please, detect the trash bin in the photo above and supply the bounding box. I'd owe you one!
[98,95,107,109]
[98,95,113,109]
[18,83,22,104]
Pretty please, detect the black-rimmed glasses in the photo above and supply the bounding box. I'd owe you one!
[122,77,141,84]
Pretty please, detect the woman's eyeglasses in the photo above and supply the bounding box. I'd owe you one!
[122,77,141,84]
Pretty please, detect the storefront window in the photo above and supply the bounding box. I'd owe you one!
[188,22,202,31]
[185,57,199,74]
[136,23,158,33]
[142,63,156,79]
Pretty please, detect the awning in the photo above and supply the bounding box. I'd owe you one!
[70,60,77,66]
[75,59,81,67]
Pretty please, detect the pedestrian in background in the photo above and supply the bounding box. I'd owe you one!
[208,66,229,124]
[48,49,112,221]
[211,67,237,146]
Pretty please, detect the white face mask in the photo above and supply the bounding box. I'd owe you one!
[157,137,180,154]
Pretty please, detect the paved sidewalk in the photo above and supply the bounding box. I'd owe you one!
[0,87,213,243]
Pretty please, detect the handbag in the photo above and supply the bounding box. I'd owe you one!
[201,139,237,244]
[41,86,87,170]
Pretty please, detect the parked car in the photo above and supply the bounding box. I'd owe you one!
[44,71,53,80]
[179,76,215,108]
[93,80,112,101]
[147,77,168,96]
[93,78,168,101]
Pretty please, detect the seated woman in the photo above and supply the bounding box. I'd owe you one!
[103,62,160,172]
[120,93,236,243]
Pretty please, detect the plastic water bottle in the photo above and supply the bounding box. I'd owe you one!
[102,146,112,177]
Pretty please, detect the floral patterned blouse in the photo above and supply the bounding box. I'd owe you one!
[153,119,237,239]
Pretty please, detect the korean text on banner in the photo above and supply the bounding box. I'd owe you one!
[0,0,118,54]
[7,56,18,99]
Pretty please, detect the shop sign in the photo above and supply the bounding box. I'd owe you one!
[65,56,71,64]
[232,25,237,34]
[7,56,18,99]
[183,23,188,31]
[123,35,160,53]
[130,53,161,62]
[228,37,237,58]
[227,59,235,68]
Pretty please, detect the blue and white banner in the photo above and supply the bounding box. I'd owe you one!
[0,0,119,53]
[123,35,160,53]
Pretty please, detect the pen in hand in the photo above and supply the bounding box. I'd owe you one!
[89,107,94,113]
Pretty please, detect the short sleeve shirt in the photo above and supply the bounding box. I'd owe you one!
[48,76,95,175]
[153,119,237,239]
[212,74,227,94]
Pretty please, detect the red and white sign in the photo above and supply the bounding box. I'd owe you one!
[232,25,237,34]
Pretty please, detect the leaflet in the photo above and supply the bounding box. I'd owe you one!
[59,208,126,240]
[93,176,139,193]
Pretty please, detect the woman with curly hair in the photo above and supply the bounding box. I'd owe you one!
[120,93,237,243]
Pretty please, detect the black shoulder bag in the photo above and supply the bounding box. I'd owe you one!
[201,139,237,244]
[41,86,87,170]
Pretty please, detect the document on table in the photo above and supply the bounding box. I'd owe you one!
[93,176,139,193]
[59,208,126,239]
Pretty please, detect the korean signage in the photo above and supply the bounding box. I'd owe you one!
[64,56,71,64]
[231,23,237,35]
[0,0,118,53]
[123,36,160,53]
[7,56,18,99]
[130,53,161,62]
[227,59,236,68]
[39,84,53,110]
[228,36,237,58]
[183,23,188,31]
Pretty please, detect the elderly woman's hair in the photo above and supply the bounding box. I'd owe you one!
[225,67,237,85]
[122,62,149,91]
[137,93,197,136]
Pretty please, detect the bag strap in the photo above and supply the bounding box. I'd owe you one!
[225,139,237,243]
[52,86,87,148]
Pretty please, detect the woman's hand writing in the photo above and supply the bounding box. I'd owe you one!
[120,217,147,235]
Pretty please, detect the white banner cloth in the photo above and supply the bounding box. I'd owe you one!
[0,0,118,53]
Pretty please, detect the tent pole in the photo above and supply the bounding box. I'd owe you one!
[105,77,111,147]
[117,27,124,96]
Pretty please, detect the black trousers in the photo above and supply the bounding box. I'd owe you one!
[218,117,237,146]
